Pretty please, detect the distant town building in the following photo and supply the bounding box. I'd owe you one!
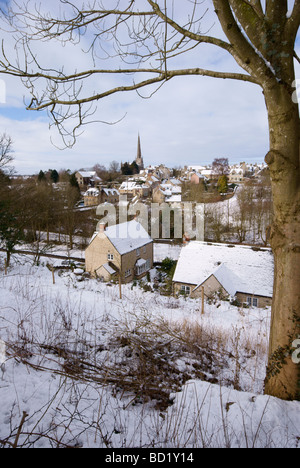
[119,180,150,198]
[190,172,207,184]
[100,188,120,203]
[83,187,101,206]
[75,170,98,188]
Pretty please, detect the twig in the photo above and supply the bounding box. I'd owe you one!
[12,411,28,448]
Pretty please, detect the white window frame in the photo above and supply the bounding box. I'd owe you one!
[137,263,146,276]
[107,253,114,261]
[136,258,151,276]
[181,285,191,295]
[125,269,131,278]
[247,296,258,307]
[136,248,140,257]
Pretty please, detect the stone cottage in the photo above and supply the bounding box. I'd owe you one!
[172,241,273,308]
[85,219,153,283]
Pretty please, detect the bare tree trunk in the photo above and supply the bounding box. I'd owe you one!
[264,83,300,400]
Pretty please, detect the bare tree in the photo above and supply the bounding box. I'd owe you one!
[232,184,251,243]
[205,203,225,243]
[0,0,299,400]
[212,158,230,178]
[108,160,120,175]
[0,133,14,173]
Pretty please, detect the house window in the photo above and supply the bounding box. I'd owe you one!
[107,253,114,261]
[136,248,140,257]
[181,285,191,295]
[137,263,146,276]
[247,297,258,307]
[125,269,131,278]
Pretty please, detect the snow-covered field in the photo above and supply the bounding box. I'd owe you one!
[0,252,299,448]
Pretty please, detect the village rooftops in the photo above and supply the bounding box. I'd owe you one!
[172,241,274,298]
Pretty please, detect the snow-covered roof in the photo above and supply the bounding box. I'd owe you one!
[160,184,182,194]
[173,241,274,298]
[100,220,153,255]
[119,180,148,190]
[211,263,246,296]
[84,188,100,196]
[169,178,181,185]
[96,263,117,275]
[136,258,147,267]
[188,165,206,173]
[166,195,182,203]
[77,171,96,178]
[201,169,213,176]
[102,188,119,196]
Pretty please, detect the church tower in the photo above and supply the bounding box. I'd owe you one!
[135,134,144,171]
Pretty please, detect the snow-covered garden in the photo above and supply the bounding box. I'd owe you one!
[0,251,299,448]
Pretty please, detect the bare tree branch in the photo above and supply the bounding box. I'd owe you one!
[212,0,276,84]
[248,0,265,19]
[0,0,297,145]
[265,0,288,26]
[286,0,300,43]
[146,0,234,54]
[228,0,267,52]
[26,67,257,113]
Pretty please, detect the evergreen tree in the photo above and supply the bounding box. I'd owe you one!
[50,169,59,184]
[69,172,80,192]
[121,162,132,176]
[130,161,140,175]
[217,175,228,194]
[37,170,46,183]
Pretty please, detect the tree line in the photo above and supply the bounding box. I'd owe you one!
[0,137,95,267]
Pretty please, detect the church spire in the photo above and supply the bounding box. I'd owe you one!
[135,133,144,170]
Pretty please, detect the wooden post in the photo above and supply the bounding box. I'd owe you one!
[201,286,205,315]
[51,265,55,284]
[4,259,7,275]
[119,273,122,300]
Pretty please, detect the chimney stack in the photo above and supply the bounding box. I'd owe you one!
[99,222,106,233]
[183,232,191,245]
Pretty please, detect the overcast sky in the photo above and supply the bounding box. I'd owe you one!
[0,0,299,175]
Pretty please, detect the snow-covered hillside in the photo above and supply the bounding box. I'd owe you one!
[0,252,299,448]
